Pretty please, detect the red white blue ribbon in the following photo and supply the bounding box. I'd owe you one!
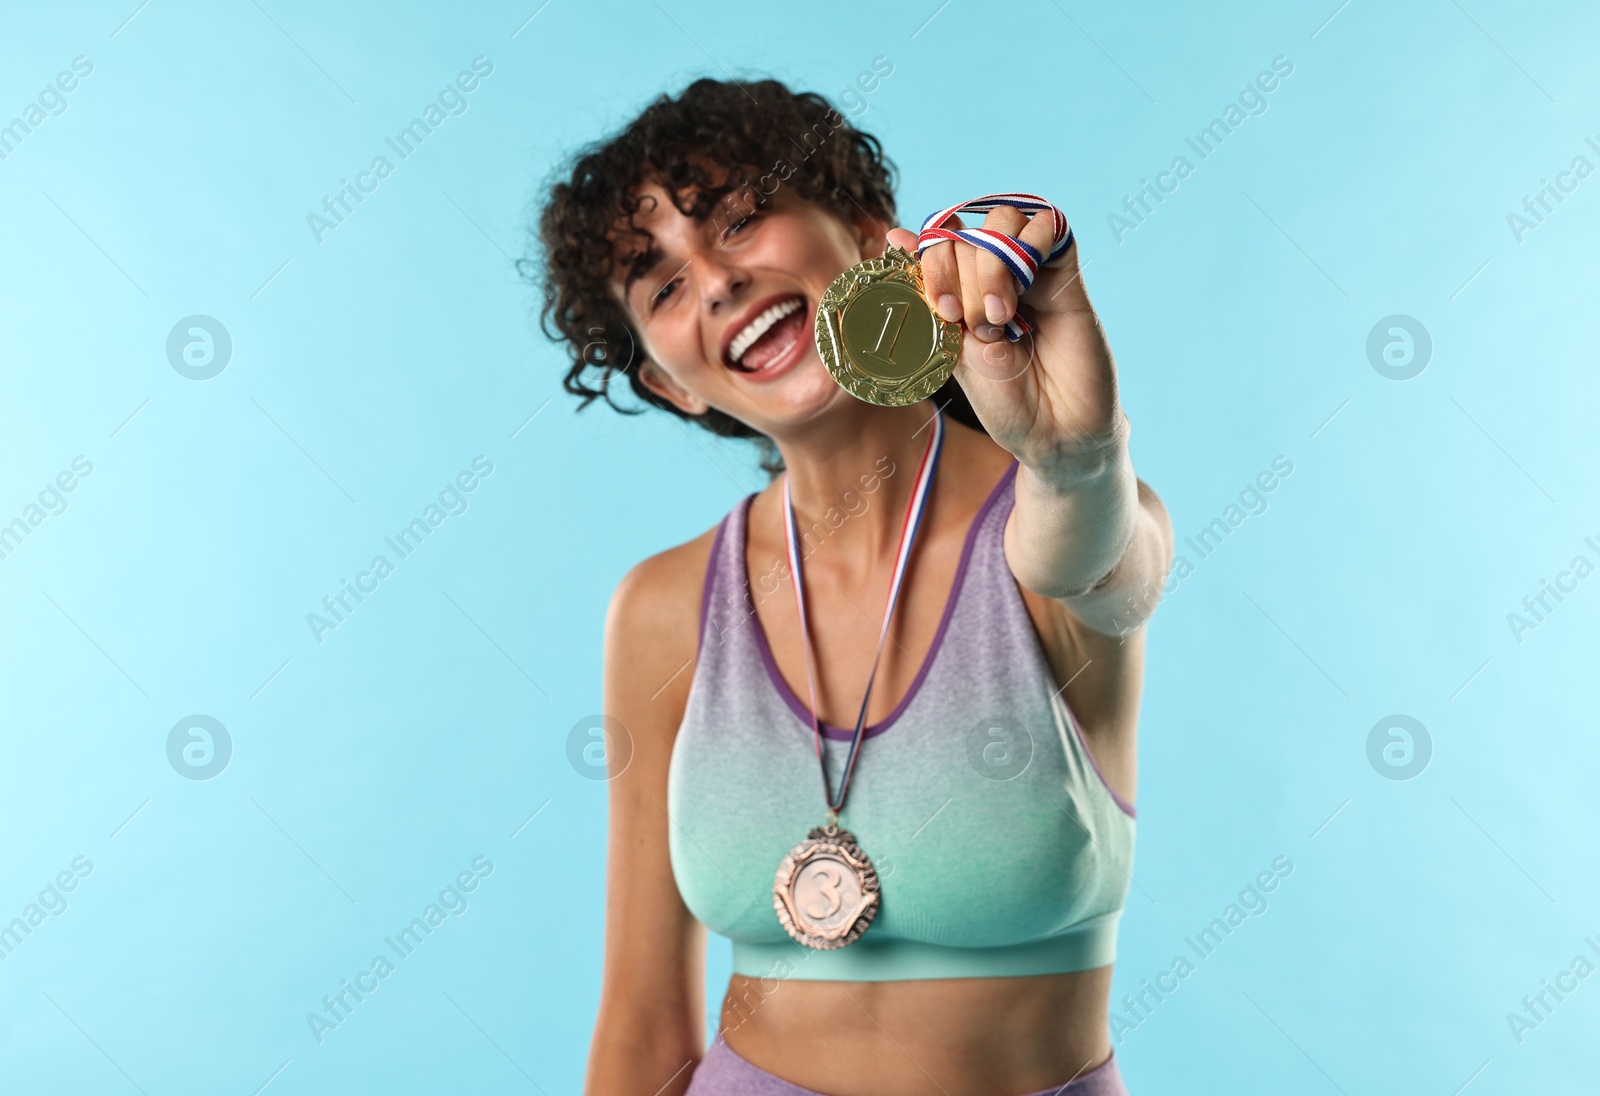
[915,192,1075,341]
[782,408,945,816]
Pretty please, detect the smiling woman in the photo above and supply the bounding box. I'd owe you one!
[529,78,997,478]
[527,75,1172,1096]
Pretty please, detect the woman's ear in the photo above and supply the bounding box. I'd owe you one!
[638,357,710,416]
[853,210,892,260]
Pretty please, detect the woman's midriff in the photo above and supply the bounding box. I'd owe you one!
[715,965,1114,1096]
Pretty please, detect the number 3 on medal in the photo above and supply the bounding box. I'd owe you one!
[805,865,843,921]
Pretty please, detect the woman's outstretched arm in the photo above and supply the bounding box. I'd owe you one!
[885,213,1174,638]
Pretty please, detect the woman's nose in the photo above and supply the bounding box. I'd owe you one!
[698,259,749,313]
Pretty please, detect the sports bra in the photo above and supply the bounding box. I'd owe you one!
[666,459,1136,982]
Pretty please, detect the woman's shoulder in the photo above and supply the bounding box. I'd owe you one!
[604,502,748,704]
[610,524,717,629]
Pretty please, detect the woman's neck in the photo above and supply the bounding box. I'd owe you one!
[771,400,958,560]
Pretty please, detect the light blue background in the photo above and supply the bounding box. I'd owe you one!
[2,1,1596,1092]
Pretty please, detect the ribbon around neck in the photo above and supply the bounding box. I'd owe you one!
[780,409,946,816]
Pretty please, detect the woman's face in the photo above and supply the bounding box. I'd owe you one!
[608,178,887,432]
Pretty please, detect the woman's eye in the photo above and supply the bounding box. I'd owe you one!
[722,214,756,240]
[651,279,679,308]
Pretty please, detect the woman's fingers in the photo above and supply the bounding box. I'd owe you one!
[883,227,920,254]
[971,206,1030,336]
[916,216,963,322]
[955,240,999,341]
[898,206,1066,337]
[1027,237,1090,315]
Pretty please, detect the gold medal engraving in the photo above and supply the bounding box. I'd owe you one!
[815,246,962,407]
[772,824,880,949]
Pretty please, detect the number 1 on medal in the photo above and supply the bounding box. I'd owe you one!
[863,300,908,369]
[817,245,958,406]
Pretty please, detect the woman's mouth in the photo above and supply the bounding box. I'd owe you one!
[725,295,809,378]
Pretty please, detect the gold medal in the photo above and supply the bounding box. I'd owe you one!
[814,245,962,407]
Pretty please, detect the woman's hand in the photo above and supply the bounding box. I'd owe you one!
[888,204,1172,632]
[886,208,1122,477]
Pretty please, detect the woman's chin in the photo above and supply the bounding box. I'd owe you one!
[779,360,851,413]
[733,360,852,427]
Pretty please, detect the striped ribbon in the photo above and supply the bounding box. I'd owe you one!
[915,192,1075,341]
[782,409,946,816]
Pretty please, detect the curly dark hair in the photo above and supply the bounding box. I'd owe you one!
[524,75,986,478]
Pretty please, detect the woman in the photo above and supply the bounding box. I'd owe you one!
[535,77,1173,1096]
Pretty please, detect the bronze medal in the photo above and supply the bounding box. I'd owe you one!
[772,822,880,949]
[814,245,963,407]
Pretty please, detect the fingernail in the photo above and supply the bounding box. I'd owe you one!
[936,294,962,322]
[984,294,1008,325]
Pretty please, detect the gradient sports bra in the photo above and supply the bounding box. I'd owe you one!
[667,460,1136,982]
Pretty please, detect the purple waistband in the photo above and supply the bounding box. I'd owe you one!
[683,1034,1128,1096]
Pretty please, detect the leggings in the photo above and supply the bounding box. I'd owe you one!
[682,1033,1129,1096]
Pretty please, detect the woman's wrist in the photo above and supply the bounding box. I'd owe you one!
[1016,408,1133,497]
[1009,412,1142,601]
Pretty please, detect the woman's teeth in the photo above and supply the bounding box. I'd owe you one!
[728,297,805,366]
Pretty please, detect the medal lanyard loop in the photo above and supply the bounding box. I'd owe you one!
[914,192,1075,342]
[781,410,946,817]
